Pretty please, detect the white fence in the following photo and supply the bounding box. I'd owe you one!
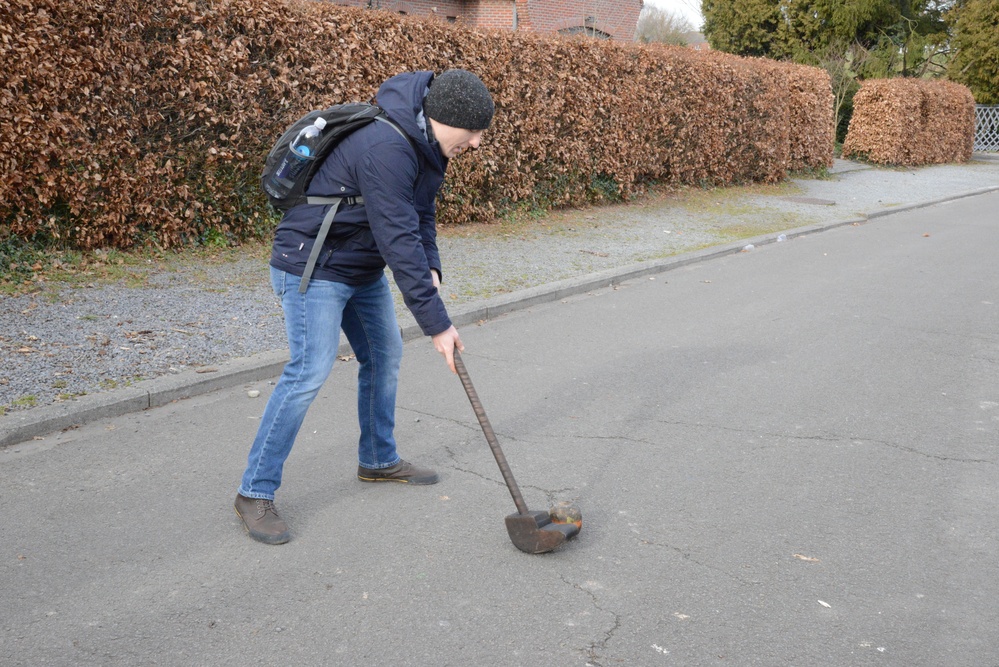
[976,105,999,152]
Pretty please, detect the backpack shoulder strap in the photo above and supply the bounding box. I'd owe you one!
[374,115,410,144]
[298,195,363,294]
[296,116,411,294]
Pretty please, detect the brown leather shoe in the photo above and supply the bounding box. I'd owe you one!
[234,494,290,545]
[357,460,439,485]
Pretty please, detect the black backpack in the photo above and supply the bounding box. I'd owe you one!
[260,102,409,292]
[261,102,384,211]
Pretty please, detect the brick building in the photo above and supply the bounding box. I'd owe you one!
[329,0,645,42]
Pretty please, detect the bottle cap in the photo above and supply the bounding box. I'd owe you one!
[314,117,327,130]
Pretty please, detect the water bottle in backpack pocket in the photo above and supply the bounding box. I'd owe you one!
[261,103,395,212]
[263,117,327,200]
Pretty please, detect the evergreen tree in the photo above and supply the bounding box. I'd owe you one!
[701,0,784,56]
[701,0,954,140]
[702,0,948,76]
[948,0,999,103]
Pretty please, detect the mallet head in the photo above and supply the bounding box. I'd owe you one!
[505,509,581,554]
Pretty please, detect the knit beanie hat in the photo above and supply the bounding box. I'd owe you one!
[424,70,494,131]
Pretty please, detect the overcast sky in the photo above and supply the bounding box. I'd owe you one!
[644,0,704,30]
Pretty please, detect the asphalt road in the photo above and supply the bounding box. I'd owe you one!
[2,191,997,666]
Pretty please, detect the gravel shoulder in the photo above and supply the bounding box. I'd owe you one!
[3,157,998,420]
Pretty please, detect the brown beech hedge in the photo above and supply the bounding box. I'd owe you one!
[1,0,834,250]
[843,79,976,167]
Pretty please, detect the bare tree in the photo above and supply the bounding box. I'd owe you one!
[636,5,694,46]
[816,41,867,142]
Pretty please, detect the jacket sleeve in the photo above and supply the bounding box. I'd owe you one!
[355,138,452,336]
[419,202,442,281]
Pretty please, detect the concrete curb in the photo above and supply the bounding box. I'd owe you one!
[865,185,999,219]
[3,184,998,449]
[0,350,291,449]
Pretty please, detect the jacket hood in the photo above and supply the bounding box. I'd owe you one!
[376,71,443,168]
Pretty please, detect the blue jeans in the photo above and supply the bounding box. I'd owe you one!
[238,267,403,500]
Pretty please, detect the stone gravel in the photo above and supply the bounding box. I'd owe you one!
[3,157,997,414]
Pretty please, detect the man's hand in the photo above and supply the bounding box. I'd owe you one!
[432,325,464,374]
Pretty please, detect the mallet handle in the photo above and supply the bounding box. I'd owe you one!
[453,350,530,516]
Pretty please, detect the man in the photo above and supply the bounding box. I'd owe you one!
[235,69,494,545]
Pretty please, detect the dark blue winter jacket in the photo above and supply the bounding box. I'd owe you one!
[270,71,451,336]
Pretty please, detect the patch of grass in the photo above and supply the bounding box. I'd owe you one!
[0,244,152,294]
[0,236,272,295]
[12,395,38,408]
[442,175,813,257]
[789,166,834,181]
[708,212,812,243]
[678,180,803,215]
[168,239,270,267]
[494,200,551,227]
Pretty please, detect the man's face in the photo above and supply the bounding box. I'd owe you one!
[430,120,484,159]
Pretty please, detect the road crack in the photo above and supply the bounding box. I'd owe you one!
[649,419,996,465]
[560,575,621,667]
[634,537,761,586]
